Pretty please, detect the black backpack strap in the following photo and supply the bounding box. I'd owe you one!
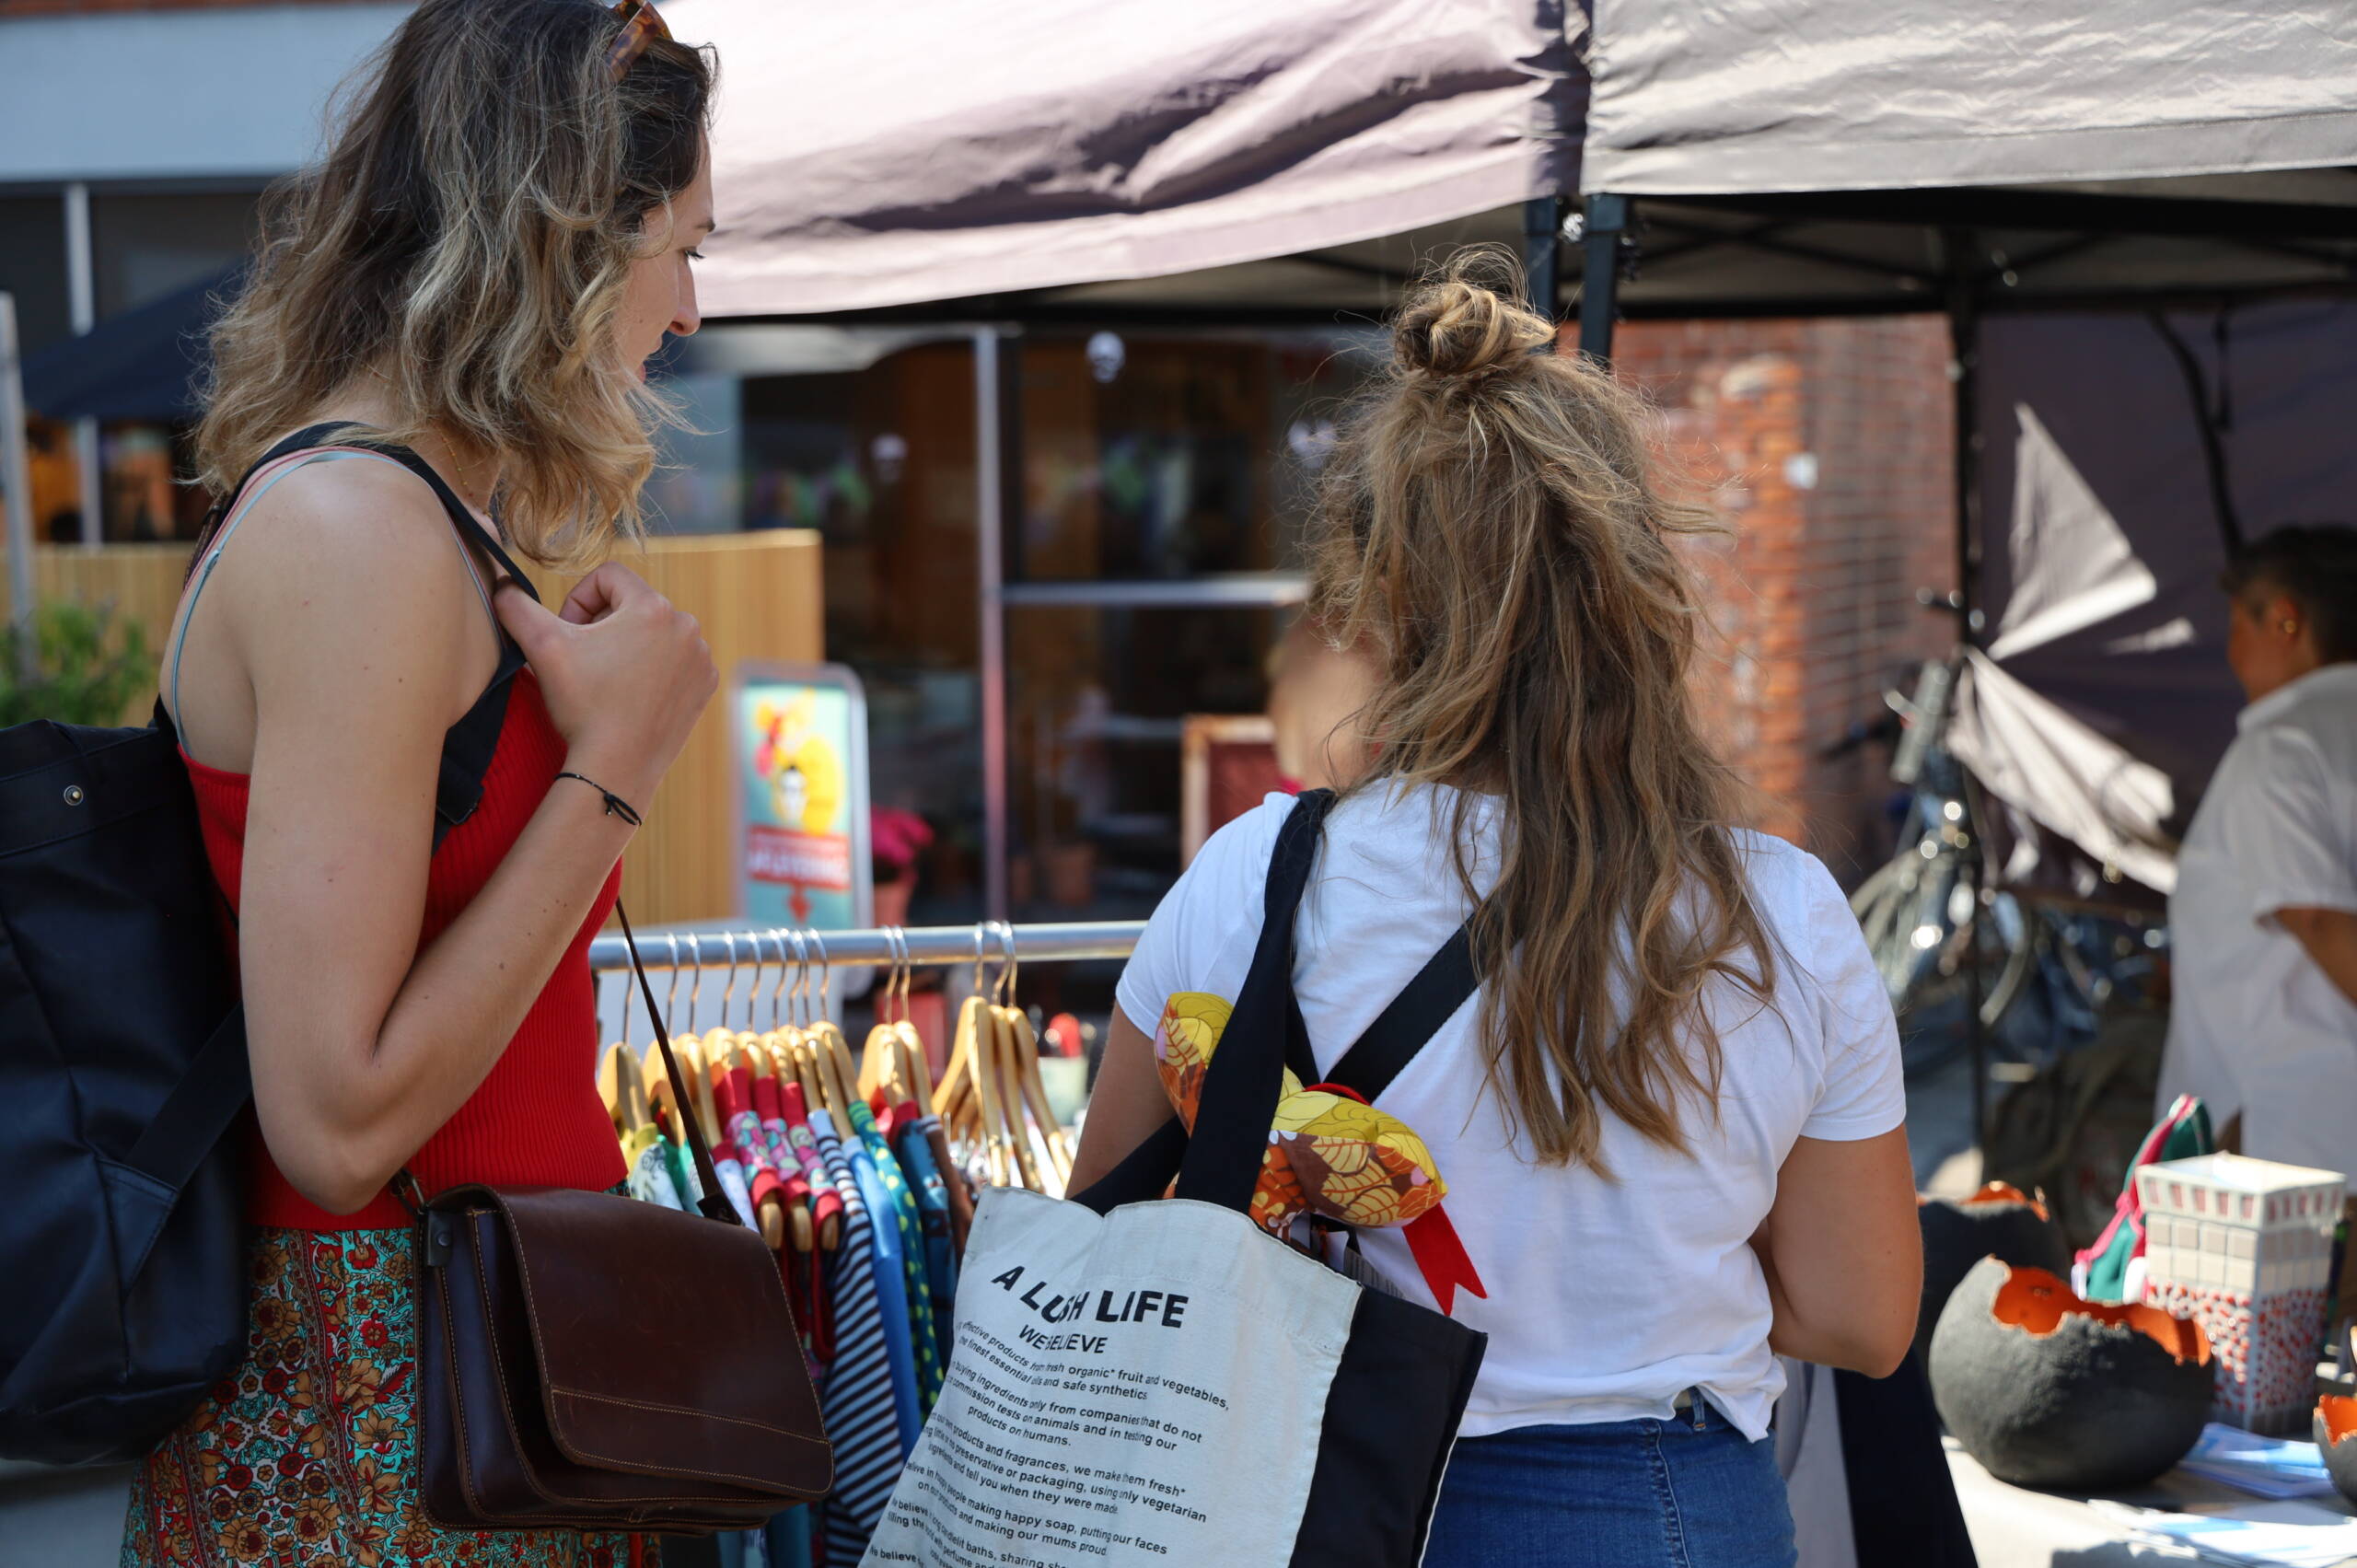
[117,1003,250,1196]
[1170,789,1334,1214]
[1075,792,1484,1217]
[1320,924,1480,1102]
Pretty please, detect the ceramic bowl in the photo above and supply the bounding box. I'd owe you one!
[1929,1258,2212,1490]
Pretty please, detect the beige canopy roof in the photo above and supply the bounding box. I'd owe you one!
[1581,1,2357,198]
[671,0,1581,319]
[674,0,2357,320]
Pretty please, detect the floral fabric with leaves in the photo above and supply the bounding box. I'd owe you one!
[122,1225,629,1567]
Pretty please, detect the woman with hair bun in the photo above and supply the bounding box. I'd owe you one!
[124,1,718,1561]
[1072,254,1922,1568]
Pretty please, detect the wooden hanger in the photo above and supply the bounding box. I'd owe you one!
[992,925,1072,1190]
[936,928,993,1120]
[939,993,987,1153]
[805,933,865,1118]
[975,923,1055,1191]
[1000,1005,1072,1194]
[599,1040,649,1137]
[860,927,925,1108]
[888,927,936,1113]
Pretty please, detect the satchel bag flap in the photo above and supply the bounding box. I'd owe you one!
[468,1186,832,1499]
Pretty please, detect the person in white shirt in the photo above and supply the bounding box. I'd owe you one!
[2158,526,2357,1317]
[1070,257,1921,1568]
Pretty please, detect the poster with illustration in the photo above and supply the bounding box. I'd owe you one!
[734,664,871,931]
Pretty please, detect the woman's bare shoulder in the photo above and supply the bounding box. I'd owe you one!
[205,453,495,698]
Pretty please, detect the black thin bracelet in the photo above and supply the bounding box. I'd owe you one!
[554,771,644,827]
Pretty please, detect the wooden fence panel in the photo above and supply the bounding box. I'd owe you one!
[6,529,822,924]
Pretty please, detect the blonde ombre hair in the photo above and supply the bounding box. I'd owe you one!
[195,0,714,567]
[1306,250,1775,1172]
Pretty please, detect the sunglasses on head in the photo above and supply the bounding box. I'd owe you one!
[606,0,671,82]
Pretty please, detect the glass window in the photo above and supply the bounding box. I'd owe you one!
[1014,330,1382,582]
[90,190,258,317]
[737,342,986,926]
[1005,603,1283,920]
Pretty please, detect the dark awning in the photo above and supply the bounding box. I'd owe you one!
[21,267,238,424]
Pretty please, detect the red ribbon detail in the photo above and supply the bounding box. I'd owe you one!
[1403,1207,1487,1316]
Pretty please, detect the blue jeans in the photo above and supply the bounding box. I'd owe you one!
[1422,1397,1796,1568]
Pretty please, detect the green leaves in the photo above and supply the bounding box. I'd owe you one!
[0,600,152,727]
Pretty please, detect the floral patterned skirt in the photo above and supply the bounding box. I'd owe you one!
[122,1225,634,1567]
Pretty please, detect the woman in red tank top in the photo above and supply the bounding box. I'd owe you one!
[123,4,720,1562]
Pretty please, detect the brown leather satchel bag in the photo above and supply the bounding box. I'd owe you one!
[406,908,832,1533]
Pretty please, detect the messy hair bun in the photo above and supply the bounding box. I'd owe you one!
[1390,252,1555,385]
[1305,247,1771,1176]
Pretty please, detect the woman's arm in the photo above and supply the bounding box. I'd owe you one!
[221,475,714,1214]
[1752,1127,1921,1376]
[1067,1008,1172,1194]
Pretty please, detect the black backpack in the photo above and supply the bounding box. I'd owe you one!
[0,424,537,1463]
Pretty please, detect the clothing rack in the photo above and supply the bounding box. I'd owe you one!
[585,919,1146,973]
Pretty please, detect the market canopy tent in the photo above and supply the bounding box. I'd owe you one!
[679,0,2357,321]
[668,0,1582,320]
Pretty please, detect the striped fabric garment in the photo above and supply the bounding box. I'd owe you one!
[808,1110,907,1561]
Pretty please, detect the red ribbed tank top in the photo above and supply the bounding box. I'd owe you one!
[184,668,626,1230]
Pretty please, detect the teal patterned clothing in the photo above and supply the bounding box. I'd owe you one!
[847,1098,942,1411]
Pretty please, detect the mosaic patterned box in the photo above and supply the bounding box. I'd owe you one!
[2138,1153,2345,1434]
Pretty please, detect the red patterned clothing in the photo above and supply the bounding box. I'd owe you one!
[122,1225,632,1567]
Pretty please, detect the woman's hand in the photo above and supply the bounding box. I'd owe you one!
[495,563,717,808]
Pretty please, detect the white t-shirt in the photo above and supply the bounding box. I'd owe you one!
[2157,664,2357,1192]
[1115,785,1906,1442]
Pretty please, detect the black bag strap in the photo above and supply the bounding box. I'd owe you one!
[1319,924,1479,1103]
[235,422,540,597]
[612,903,739,1225]
[1169,788,1336,1213]
[1075,790,1483,1217]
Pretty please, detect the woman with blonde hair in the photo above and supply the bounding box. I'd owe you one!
[123,1,718,1561]
[1072,258,1921,1568]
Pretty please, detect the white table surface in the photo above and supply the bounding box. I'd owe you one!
[1947,1440,2357,1568]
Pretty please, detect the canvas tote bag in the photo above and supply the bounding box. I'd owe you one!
[862,793,1485,1568]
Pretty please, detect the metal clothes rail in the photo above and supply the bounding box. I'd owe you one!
[585,920,1146,973]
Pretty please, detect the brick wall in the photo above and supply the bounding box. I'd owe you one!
[1612,316,1959,886]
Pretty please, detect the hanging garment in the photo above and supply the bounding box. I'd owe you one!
[625,1123,688,1212]
[778,1086,846,1362]
[660,1121,704,1212]
[710,1144,761,1229]
[849,1098,944,1411]
[923,1118,975,1257]
[807,1108,912,1562]
[895,1115,961,1351]
[821,1109,923,1449]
